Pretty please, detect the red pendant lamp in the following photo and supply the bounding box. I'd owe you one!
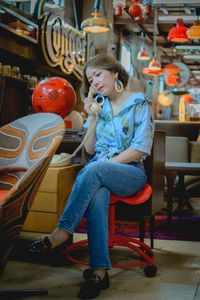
[168,19,191,42]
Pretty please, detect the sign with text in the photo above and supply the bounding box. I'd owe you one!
[38,1,95,80]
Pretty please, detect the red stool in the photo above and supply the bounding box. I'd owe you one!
[65,184,157,277]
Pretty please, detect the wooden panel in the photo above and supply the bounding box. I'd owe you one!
[30,192,57,212]
[155,120,200,141]
[0,75,28,126]
[23,211,58,233]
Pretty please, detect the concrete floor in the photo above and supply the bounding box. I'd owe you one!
[0,233,200,300]
[0,197,200,300]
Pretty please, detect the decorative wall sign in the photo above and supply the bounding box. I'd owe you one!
[37,0,95,80]
[0,1,95,80]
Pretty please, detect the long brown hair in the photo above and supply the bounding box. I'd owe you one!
[83,54,129,95]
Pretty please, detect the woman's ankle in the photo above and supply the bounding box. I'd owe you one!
[47,228,70,249]
[93,269,106,280]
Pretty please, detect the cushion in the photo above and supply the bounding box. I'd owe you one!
[165,136,189,163]
[189,141,200,163]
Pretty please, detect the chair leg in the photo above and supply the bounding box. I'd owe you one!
[149,215,155,249]
[139,216,145,243]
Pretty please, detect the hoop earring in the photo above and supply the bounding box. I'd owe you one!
[115,79,123,93]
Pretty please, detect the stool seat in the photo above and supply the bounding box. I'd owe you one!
[110,183,152,205]
[65,183,157,277]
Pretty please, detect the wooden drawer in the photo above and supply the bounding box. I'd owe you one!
[23,164,83,233]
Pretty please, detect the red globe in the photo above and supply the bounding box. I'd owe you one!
[32,77,76,119]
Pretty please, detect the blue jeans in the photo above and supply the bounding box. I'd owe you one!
[58,161,146,269]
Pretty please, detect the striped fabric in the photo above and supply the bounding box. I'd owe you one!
[0,113,65,276]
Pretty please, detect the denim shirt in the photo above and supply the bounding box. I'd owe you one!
[83,92,154,164]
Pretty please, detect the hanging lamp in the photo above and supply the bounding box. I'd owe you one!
[187,8,200,40]
[81,0,112,33]
[137,32,150,61]
[180,93,195,103]
[137,45,151,60]
[168,19,191,42]
[166,74,179,86]
[148,56,162,71]
[163,63,181,75]
[143,7,163,76]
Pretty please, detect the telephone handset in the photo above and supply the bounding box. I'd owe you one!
[50,88,103,167]
[88,87,105,114]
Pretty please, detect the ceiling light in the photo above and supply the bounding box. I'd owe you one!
[163,63,181,75]
[187,7,200,40]
[168,19,191,42]
[187,21,200,39]
[183,54,200,59]
[180,93,195,103]
[137,45,151,60]
[81,0,111,34]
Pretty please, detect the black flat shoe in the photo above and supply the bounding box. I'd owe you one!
[28,236,52,256]
[77,271,109,299]
[27,235,73,266]
[83,269,93,280]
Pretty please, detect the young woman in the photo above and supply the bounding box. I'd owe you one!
[28,54,154,299]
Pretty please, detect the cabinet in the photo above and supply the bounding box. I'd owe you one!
[0,75,28,126]
[23,164,83,233]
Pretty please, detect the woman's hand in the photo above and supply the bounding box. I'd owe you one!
[84,97,97,117]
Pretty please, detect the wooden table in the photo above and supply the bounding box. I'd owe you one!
[165,162,200,226]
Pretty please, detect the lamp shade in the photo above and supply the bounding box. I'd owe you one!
[163,63,181,75]
[180,93,195,103]
[187,21,200,40]
[81,12,111,33]
[158,92,173,106]
[143,67,163,76]
[168,19,191,42]
[148,57,162,71]
[137,45,150,60]
[166,74,179,86]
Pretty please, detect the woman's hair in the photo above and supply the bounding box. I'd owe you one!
[83,54,129,95]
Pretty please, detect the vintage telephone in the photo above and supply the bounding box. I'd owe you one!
[88,87,105,114]
[50,87,103,167]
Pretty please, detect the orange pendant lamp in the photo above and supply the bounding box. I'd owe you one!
[180,93,195,103]
[137,45,151,60]
[148,56,162,71]
[168,19,191,42]
[163,63,181,75]
[187,7,200,40]
[137,32,151,61]
[166,74,179,86]
[142,7,163,76]
[187,20,200,40]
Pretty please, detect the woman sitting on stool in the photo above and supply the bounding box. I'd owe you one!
[28,54,154,299]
